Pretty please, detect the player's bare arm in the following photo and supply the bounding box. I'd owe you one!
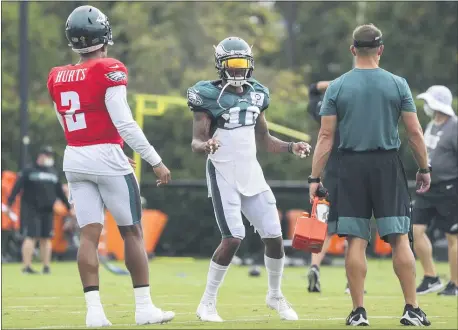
[309,115,337,202]
[316,81,331,92]
[401,111,431,193]
[191,112,219,154]
[255,112,311,156]
[401,112,429,170]
[311,115,337,178]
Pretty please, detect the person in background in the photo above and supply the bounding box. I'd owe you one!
[59,184,79,248]
[243,217,265,277]
[307,80,336,292]
[413,85,458,296]
[2,170,18,262]
[4,146,73,274]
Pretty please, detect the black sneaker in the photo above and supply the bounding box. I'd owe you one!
[344,283,367,294]
[400,304,431,326]
[22,266,38,274]
[346,307,369,326]
[437,281,458,296]
[307,265,321,293]
[416,276,443,294]
[42,266,50,274]
[248,266,261,277]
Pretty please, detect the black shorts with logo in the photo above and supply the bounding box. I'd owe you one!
[20,204,54,239]
[336,149,412,242]
[413,178,458,234]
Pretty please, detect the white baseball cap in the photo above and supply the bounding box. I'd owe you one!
[417,85,455,117]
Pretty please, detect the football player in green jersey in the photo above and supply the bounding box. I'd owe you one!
[188,37,311,322]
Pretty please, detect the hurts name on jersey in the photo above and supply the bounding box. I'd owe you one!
[54,68,88,83]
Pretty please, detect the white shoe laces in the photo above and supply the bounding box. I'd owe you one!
[204,301,217,315]
[271,296,292,312]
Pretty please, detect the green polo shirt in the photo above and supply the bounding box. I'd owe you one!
[320,68,416,151]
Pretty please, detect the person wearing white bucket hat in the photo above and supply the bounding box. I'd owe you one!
[417,86,456,117]
[413,85,458,297]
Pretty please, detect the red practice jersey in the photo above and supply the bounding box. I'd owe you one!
[47,58,128,147]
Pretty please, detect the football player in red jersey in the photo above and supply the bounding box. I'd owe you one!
[47,6,174,327]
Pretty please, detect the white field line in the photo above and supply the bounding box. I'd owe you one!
[3,296,412,311]
[4,303,268,309]
[2,295,402,309]
[3,294,189,300]
[4,315,450,330]
[3,294,404,302]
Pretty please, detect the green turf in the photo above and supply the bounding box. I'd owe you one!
[2,258,457,329]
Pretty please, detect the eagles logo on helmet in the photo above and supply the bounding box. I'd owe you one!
[213,37,257,109]
[65,5,114,54]
[214,37,254,88]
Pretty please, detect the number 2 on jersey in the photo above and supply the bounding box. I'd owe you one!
[61,91,87,132]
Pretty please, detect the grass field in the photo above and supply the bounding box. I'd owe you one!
[2,258,457,329]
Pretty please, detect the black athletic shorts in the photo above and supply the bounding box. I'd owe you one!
[336,149,411,242]
[413,178,458,234]
[20,204,54,239]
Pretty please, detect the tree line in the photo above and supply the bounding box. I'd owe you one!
[2,1,457,182]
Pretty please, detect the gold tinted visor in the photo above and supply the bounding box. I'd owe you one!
[222,58,250,69]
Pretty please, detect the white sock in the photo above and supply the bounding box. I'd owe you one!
[85,290,103,310]
[201,261,230,303]
[134,286,154,310]
[265,255,284,298]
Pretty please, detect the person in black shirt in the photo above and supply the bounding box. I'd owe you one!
[5,146,73,274]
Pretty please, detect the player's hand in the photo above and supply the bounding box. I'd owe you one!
[63,218,74,232]
[128,157,136,169]
[153,162,171,186]
[2,204,10,214]
[204,138,220,155]
[292,142,312,158]
[2,205,17,222]
[309,182,322,204]
[2,204,11,217]
[416,172,431,194]
[69,208,76,218]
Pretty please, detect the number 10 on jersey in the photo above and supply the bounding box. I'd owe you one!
[224,106,260,129]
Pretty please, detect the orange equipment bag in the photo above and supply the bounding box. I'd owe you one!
[292,197,329,253]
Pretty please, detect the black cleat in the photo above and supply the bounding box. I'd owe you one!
[400,304,431,326]
[42,266,50,274]
[307,265,321,293]
[346,307,369,326]
[248,266,261,277]
[437,281,458,296]
[416,276,443,295]
[22,266,38,274]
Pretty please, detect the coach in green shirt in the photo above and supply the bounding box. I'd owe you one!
[308,24,432,327]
